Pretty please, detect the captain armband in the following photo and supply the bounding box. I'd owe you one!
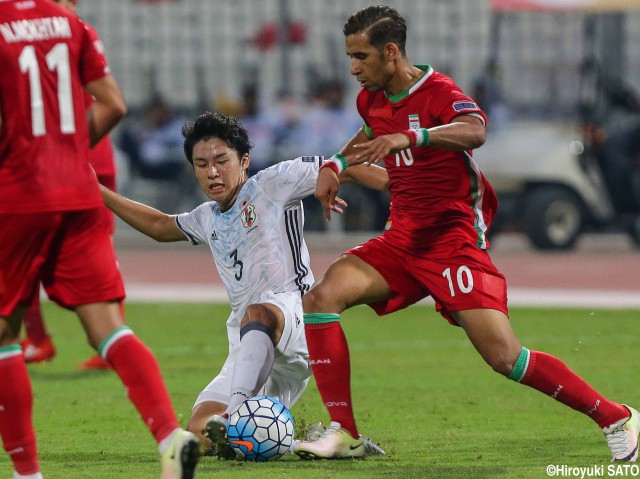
[319,153,349,176]
[402,128,430,147]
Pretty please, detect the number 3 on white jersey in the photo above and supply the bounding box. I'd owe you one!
[442,266,474,297]
[19,43,75,136]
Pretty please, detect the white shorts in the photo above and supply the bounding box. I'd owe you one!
[193,290,310,410]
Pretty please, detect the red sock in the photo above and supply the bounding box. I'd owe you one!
[304,315,358,438]
[0,348,40,475]
[521,350,629,428]
[103,331,179,442]
[23,296,48,344]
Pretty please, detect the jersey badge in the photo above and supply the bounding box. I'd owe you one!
[452,101,479,112]
[211,231,218,240]
[302,155,323,163]
[408,114,420,129]
[241,203,257,228]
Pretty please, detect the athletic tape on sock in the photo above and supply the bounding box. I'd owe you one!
[240,321,275,341]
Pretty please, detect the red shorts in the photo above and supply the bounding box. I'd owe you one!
[347,234,508,324]
[0,209,125,316]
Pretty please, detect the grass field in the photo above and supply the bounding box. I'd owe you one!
[2,302,639,479]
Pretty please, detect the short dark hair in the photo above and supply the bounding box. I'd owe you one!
[182,112,252,166]
[343,5,407,55]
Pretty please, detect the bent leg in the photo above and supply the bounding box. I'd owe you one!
[227,303,283,414]
[303,254,391,439]
[454,308,629,428]
[304,254,392,314]
[452,308,522,375]
[76,302,180,445]
[186,302,286,450]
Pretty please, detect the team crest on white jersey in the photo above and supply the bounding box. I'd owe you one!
[241,203,257,228]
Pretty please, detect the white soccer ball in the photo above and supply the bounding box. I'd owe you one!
[227,395,295,461]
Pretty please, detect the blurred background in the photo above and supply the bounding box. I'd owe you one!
[77,0,640,251]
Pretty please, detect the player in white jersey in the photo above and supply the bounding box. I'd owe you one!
[100,112,389,454]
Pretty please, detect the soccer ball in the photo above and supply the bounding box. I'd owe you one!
[227,395,295,461]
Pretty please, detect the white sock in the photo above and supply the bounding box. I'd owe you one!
[157,427,180,455]
[14,472,44,479]
[226,329,274,414]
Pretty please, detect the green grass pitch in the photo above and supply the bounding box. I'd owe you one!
[2,302,638,478]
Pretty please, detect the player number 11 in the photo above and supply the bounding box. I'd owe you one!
[19,43,75,136]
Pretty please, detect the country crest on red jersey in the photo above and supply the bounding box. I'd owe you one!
[408,114,420,129]
[241,203,257,228]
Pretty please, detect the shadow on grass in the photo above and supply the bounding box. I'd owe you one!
[28,369,114,381]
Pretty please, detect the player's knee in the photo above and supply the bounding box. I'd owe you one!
[484,351,517,376]
[242,304,274,327]
[302,285,335,313]
[240,312,276,343]
[241,304,286,345]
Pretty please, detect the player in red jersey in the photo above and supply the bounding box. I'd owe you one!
[0,1,199,478]
[20,0,121,371]
[293,5,639,462]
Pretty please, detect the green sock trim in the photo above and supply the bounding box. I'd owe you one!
[97,326,132,357]
[0,344,21,353]
[0,344,22,360]
[508,347,530,382]
[304,313,340,325]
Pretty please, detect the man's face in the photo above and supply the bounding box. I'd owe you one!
[191,138,249,206]
[345,32,393,92]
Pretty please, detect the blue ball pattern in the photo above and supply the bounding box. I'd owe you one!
[227,395,295,461]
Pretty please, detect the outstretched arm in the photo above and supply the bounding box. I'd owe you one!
[335,127,390,191]
[339,163,389,192]
[101,185,186,242]
[315,127,390,220]
[313,128,365,220]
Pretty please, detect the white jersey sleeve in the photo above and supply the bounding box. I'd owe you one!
[174,202,214,245]
[174,156,321,322]
[252,155,324,206]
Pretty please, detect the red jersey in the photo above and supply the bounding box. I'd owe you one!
[357,65,497,252]
[0,0,110,213]
[83,22,114,177]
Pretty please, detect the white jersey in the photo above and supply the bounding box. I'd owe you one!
[175,156,322,319]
